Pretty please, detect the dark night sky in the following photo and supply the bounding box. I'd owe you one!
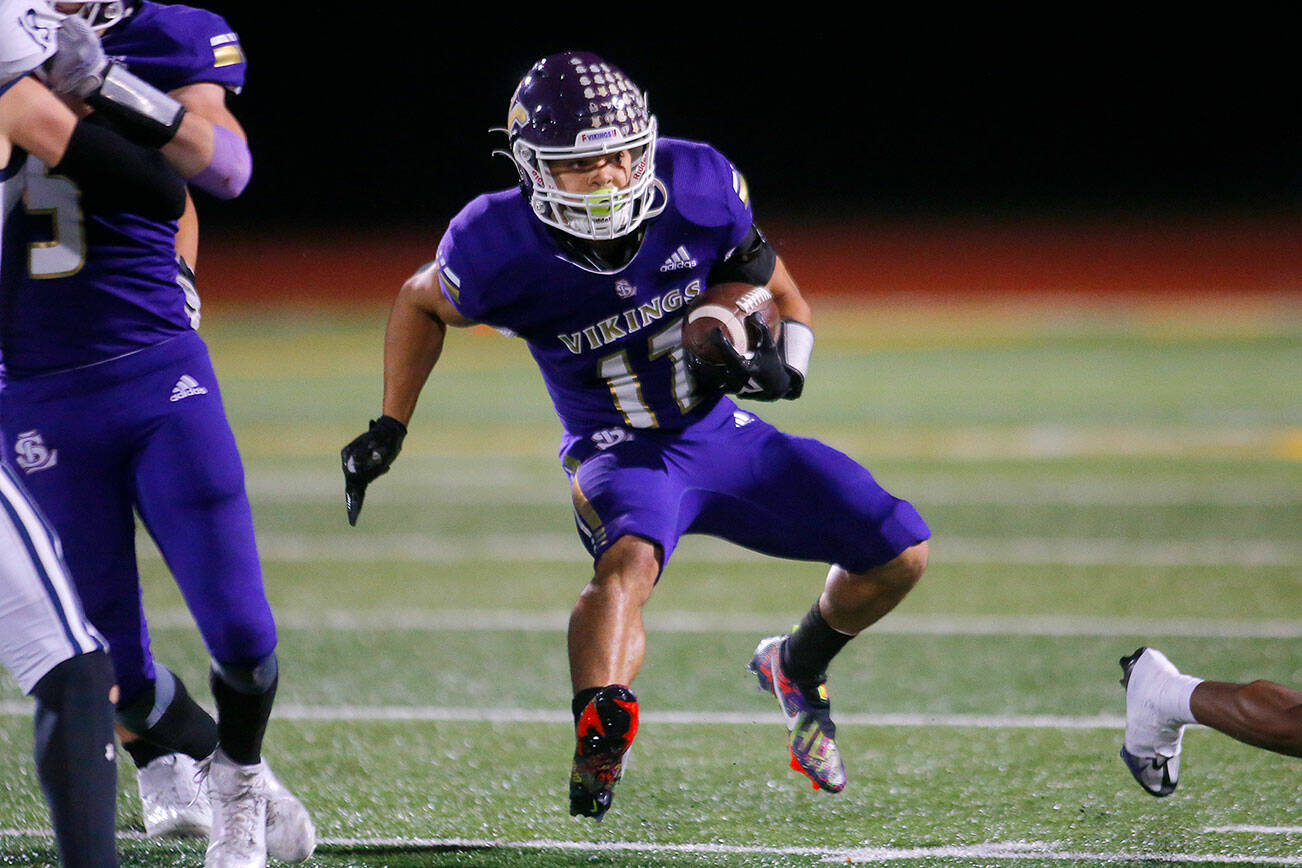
[194,6,1300,233]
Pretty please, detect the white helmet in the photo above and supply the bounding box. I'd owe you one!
[58,0,132,32]
[0,1,61,83]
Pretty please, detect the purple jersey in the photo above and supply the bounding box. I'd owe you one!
[0,1,245,379]
[436,138,753,435]
[441,136,931,575]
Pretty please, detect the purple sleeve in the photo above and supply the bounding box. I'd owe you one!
[436,229,504,326]
[103,4,246,93]
[433,237,472,320]
[663,139,755,251]
[714,150,756,249]
[433,195,524,325]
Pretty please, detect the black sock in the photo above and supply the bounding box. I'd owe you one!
[121,737,169,768]
[31,651,120,868]
[210,665,278,765]
[782,602,853,683]
[116,668,219,765]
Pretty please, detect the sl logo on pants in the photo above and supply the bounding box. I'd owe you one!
[13,430,58,474]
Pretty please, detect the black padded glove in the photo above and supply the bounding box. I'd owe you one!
[734,317,794,401]
[685,314,793,401]
[340,415,407,526]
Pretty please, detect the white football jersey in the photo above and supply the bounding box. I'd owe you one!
[0,0,59,87]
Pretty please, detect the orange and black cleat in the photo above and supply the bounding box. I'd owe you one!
[569,685,639,821]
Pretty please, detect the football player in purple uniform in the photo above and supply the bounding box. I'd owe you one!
[0,2,313,865]
[342,51,932,820]
[1119,647,1302,797]
[1,2,195,864]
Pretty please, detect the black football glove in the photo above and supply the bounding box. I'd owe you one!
[685,314,794,401]
[340,415,407,526]
[734,317,794,401]
[684,327,751,393]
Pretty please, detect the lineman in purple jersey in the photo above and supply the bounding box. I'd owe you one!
[1,2,197,864]
[0,2,313,865]
[342,51,931,821]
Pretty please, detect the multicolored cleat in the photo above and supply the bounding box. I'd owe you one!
[569,684,639,821]
[748,635,847,792]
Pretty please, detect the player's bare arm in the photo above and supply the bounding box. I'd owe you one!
[163,80,250,198]
[0,74,75,162]
[40,12,249,199]
[341,261,476,525]
[768,255,812,328]
[175,191,198,266]
[0,72,185,218]
[382,261,474,426]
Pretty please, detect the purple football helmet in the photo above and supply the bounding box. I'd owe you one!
[505,51,663,241]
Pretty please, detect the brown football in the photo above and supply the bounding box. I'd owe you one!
[682,282,780,363]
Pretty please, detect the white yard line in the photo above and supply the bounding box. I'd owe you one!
[136,531,1302,567]
[2,830,1298,864]
[258,705,1133,730]
[1204,826,1302,835]
[137,607,1302,638]
[836,844,1302,864]
[244,473,1302,507]
[242,476,1302,510]
[0,700,1126,728]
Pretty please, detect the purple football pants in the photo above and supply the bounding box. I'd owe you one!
[562,397,930,575]
[0,331,276,705]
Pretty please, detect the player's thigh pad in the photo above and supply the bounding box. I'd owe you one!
[565,429,688,569]
[130,346,275,663]
[686,415,931,573]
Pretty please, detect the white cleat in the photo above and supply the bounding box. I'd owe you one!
[1119,646,1185,797]
[138,752,212,838]
[205,750,268,868]
[264,762,316,862]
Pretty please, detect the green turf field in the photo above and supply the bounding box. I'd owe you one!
[1,296,1299,867]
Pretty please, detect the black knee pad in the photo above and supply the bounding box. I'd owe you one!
[211,653,279,695]
[209,653,278,766]
[31,650,115,707]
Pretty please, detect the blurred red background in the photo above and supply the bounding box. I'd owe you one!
[197,217,1302,308]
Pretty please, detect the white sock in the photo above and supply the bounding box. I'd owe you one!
[1160,672,1203,726]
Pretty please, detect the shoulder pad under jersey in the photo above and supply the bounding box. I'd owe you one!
[104,2,246,93]
[658,137,754,245]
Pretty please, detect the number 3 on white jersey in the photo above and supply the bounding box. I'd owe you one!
[23,156,86,278]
